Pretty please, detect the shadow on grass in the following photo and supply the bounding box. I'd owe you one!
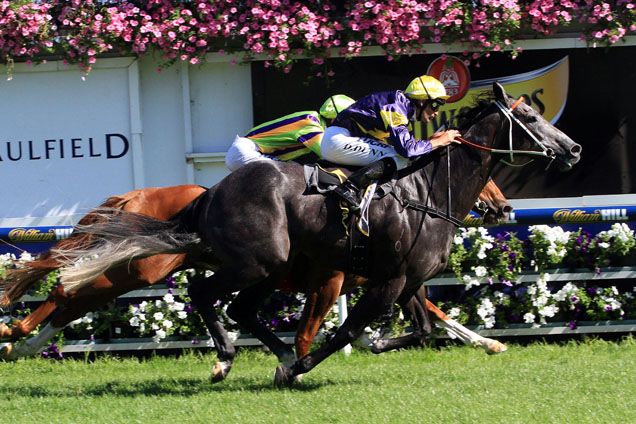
[1,375,341,398]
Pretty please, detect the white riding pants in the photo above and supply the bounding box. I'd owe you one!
[321,126,408,169]
[225,135,282,171]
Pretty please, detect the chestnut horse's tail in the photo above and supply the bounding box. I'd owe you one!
[0,194,134,307]
[55,207,203,294]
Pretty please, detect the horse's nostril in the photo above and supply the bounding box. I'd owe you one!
[503,206,513,214]
[570,144,582,155]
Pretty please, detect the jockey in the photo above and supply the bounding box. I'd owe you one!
[321,75,462,212]
[225,94,355,171]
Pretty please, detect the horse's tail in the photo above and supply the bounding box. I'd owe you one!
[54,207,203,294]
[0,194,136,307]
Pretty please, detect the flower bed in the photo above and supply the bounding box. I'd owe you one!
[2,223,636,357]
[442,223,636,329]
[0,1,635,76]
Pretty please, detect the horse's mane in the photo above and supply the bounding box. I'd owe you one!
[455,90,496,132]
[403,91,497,171]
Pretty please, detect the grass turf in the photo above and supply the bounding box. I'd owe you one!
[1,337,635,423]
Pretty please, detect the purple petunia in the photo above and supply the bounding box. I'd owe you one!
[165,276,177,288]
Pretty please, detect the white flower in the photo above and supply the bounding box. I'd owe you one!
[523,312,536,324]
[163,293,174,304]
[19,252,34,262]
[153,312,164,321]
[554,282,579,302]
[454,235,464,244]
[474,266,488,277]
[168,301,185,312]
[538,304,559,317]
[153,329,167,342]
[129,317,140,327]
[477,297,496,329]
[162,319,173,329]
[177,311,188,320]
[448,307,461,319]
[464,275,481,290]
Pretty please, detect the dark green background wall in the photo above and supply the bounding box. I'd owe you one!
[251,46,636,199]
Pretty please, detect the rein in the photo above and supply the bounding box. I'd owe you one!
[390,97,539,228]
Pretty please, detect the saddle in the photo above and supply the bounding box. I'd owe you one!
[303,160,397,276]
[303,159,396,198]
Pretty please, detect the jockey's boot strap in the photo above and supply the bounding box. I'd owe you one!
[332,158,397,213]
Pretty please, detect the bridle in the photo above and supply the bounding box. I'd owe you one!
[458,97,557,169]
[395,96,557,228]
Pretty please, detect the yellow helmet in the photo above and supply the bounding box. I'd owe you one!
[404,75,450,100]
[319,94,355,119]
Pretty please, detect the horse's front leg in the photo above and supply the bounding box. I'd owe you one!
[369,285,433,354]
[274,276,406,387]
[0,285,67,342]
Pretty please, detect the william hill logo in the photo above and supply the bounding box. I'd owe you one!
[9,228,56,242]
[552,208,628,224]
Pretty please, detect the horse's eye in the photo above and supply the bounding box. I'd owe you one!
[525,115,538,124]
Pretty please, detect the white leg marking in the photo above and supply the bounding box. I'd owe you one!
[12,323,62,358]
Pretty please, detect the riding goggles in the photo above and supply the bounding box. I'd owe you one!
[426,98,446,111]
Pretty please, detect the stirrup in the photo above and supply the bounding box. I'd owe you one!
[333,184,361,212]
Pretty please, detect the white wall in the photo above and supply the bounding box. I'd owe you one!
[0,56,252,228]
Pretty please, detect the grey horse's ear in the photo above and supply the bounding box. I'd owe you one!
[493,81,507,103]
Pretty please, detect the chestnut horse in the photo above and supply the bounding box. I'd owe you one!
[0,181,509,359]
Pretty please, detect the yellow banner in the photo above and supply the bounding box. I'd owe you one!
[419,56,569,138]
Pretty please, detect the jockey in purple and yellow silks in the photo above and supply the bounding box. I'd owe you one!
[225,94,355,171]
[322,75,462,212]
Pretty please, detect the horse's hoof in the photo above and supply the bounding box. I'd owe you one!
[482,338,508,354]
[273,365,295,388]
[0,323,11,340]
[0,343,17,361]
[210,360,232,383]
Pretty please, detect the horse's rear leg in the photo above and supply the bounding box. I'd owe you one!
[187,271,243,383]
[0,285,67,341]
[425,299,507,354]
[226,273,296,366]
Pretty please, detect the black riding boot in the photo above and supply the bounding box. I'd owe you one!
[332,158,397,212]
